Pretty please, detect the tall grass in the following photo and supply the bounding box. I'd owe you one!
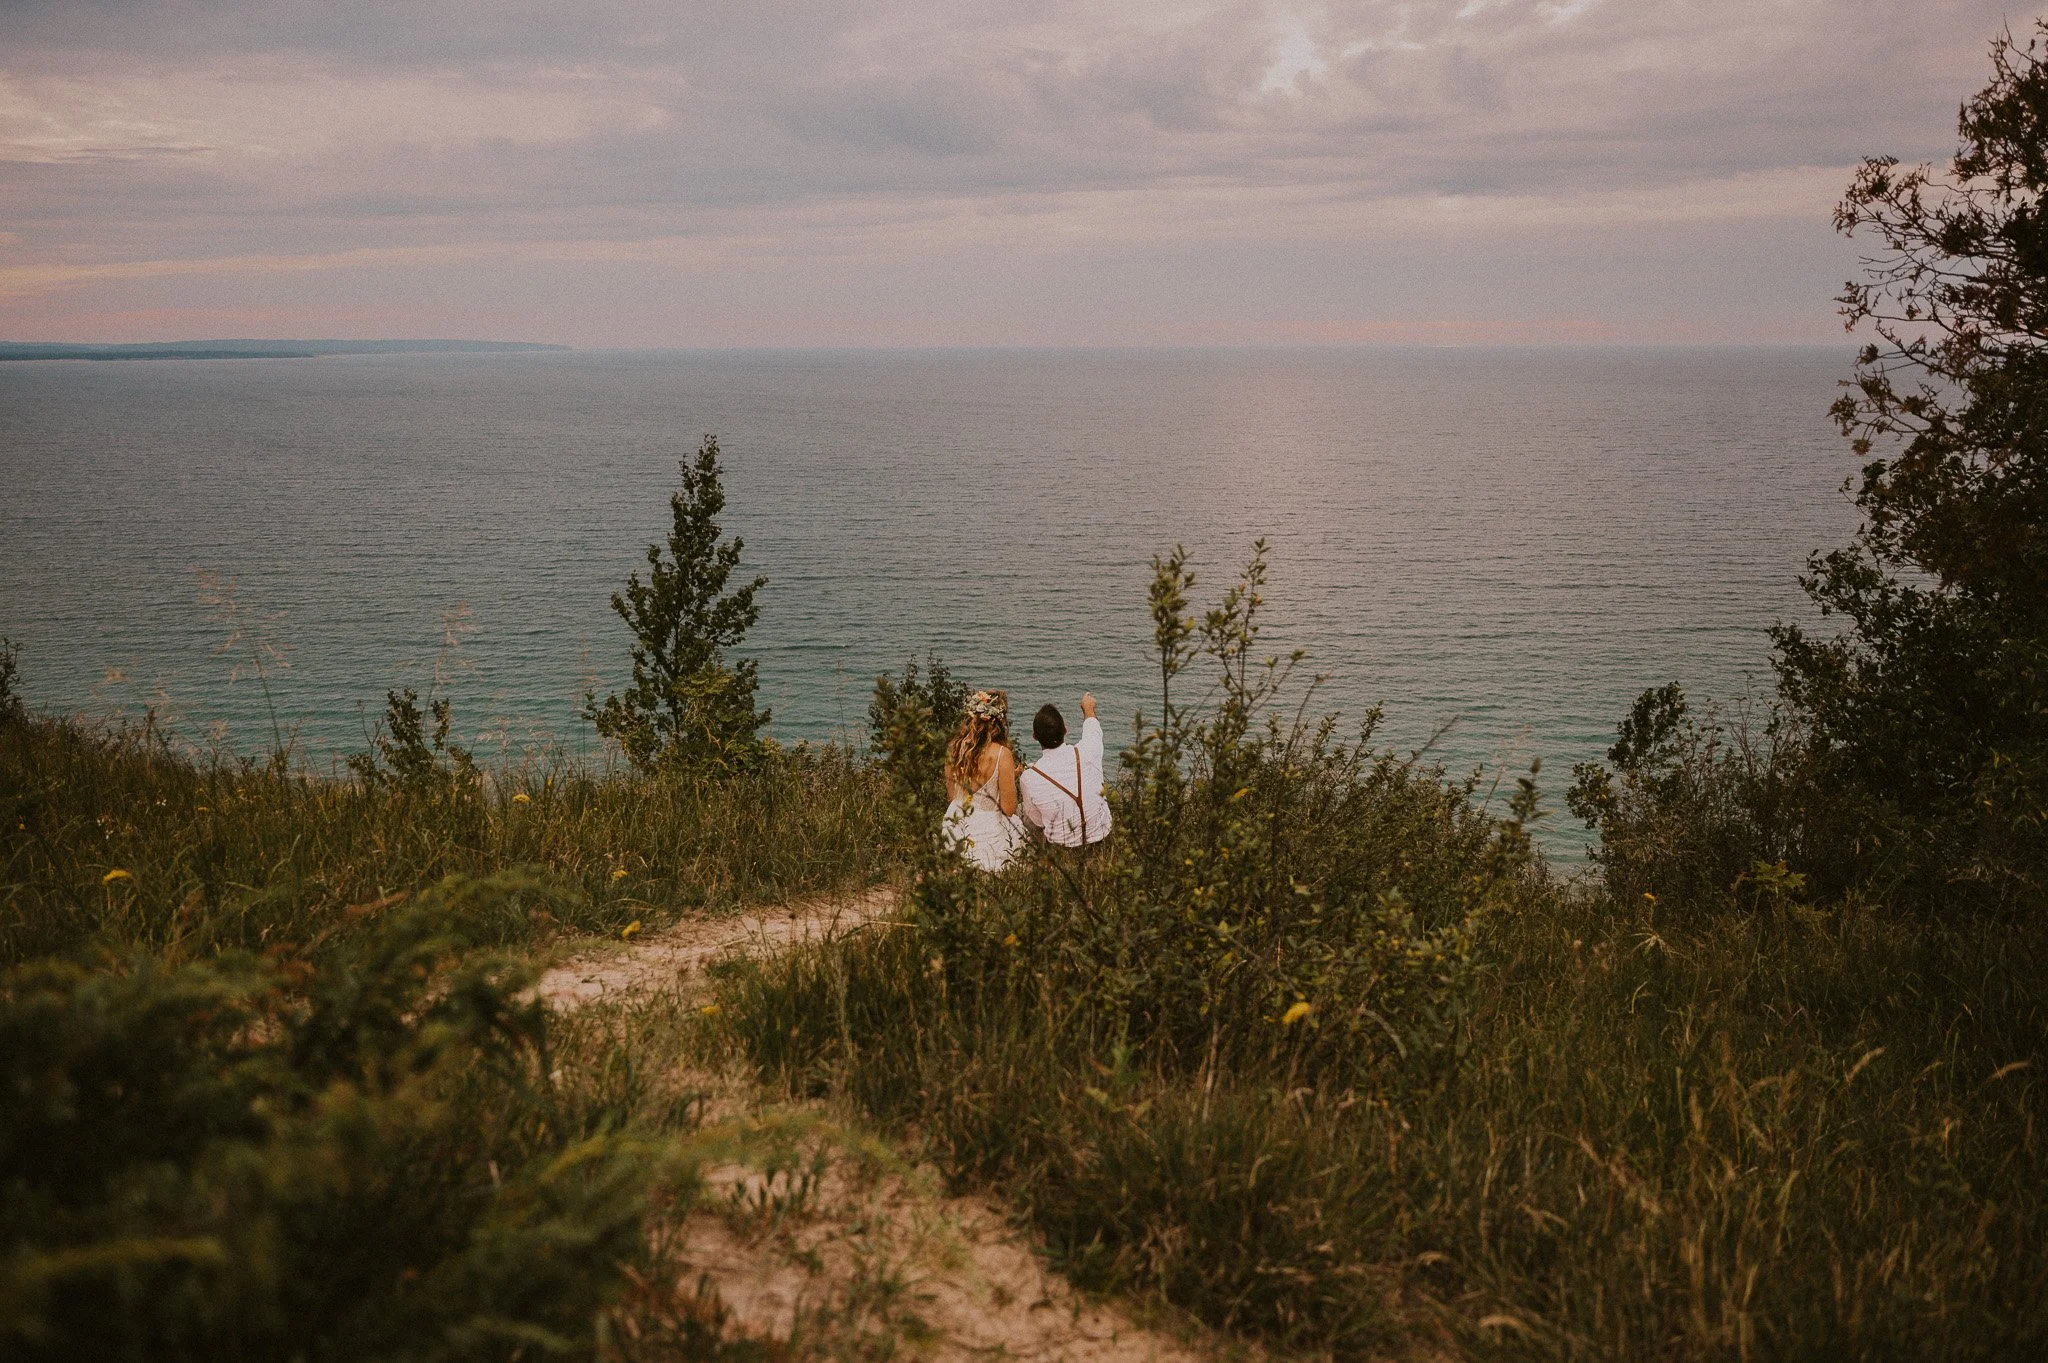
[2,709,906,966]
[1402,889,2045,1359]
[721,816,2047,1359]
[0,873,720,1362]
[716,551,2048,1360]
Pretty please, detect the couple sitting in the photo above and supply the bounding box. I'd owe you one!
[942,689,1111,872]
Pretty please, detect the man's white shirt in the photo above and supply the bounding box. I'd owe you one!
[1019,716,1113,848]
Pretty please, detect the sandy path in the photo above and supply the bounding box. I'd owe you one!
[531,884,900,1011]
[542,884,1214,1363]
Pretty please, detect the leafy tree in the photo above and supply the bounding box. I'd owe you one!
[587,437,769,773]
[1770,24,2048,911]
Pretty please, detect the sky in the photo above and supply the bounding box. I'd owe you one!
[0,0,2027,347]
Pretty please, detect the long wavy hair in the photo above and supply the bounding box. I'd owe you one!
[946,693,1011,792]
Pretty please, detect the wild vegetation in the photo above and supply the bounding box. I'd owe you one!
[1,692,897,969]
[717,32,2048,1360]
[726,545,2046,1360]
[4,875,688,1360]
[1,444,904,1362]
[5,25,2048,1363]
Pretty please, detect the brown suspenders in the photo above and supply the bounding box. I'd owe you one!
[1026,748,1089,844]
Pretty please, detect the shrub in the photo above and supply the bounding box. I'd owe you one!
[0,873,683,1362]
[0,637,23,729]
[345,687,475,790]
[905,544,1531,1088]
[1564,685,1863,915]
[867,654,968,816]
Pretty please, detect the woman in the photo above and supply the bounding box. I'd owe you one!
[942,689,1025,872]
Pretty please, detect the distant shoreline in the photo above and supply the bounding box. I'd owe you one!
[0,339,570,362]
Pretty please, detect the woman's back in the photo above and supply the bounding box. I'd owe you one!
[943,692,1024,871]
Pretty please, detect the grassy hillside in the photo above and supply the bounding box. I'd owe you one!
[718,553,2048,1361]
[1,692,907,1360]
[722,843,2046,1358]
[2,560,2042,1360]
[2,709,902,968]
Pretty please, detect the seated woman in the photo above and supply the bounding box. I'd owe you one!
[942,690,1025,872]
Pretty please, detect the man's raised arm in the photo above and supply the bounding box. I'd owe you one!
[1079,691,1102,762]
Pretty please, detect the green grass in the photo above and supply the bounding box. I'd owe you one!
[710,546,2048,1359]
[2,712,907,966]
[716,775,2048,1360]
[0,696,919,1359]
[6,596,2044,1360]
[0,874,716,1362]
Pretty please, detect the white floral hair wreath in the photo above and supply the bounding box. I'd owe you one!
[965,689,1007,722]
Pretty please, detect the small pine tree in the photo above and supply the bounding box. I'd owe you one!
[586,436,769,772]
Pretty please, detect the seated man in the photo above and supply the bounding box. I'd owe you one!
[1018,692,1113,849]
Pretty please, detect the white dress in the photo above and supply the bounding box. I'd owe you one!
[942,760,1025,872]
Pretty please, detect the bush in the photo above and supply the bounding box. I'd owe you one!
[0,637,23,729]
[0,873,687,1362]
[911,544,1530,1088]
[1564,684,1868,915]
[867,654,968,816]
[345,687,476,791]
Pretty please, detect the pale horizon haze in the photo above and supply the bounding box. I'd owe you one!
[0,1,2030,348]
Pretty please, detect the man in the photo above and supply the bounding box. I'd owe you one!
[1018,691,1112,849]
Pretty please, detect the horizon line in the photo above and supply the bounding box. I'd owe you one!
[0,337,1860,353]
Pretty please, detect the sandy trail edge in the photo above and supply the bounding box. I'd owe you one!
[538,886,1220,1363]
[531,885,901,1011]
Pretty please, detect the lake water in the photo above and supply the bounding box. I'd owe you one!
[1,347,1857,835]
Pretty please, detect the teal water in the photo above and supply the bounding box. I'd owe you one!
[1,347,1855,826]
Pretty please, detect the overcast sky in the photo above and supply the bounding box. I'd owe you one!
[0,1,2025,346]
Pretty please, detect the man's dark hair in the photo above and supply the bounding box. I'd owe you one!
[1033,703,1066,750]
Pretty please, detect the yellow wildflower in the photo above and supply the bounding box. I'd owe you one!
[620,920,642,940]
[1003,934,1019,948]
[611,867,628,882]
[1281,1001,1313,1026]
[512,792,531,805]
[699,1003,721,1017]
[102,868,133,885]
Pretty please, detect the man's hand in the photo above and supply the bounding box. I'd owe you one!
[1080,692,1097,720]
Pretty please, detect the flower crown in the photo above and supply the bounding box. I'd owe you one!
[965,690,1007,721]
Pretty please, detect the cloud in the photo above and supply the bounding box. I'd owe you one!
[0,0,2028,341]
